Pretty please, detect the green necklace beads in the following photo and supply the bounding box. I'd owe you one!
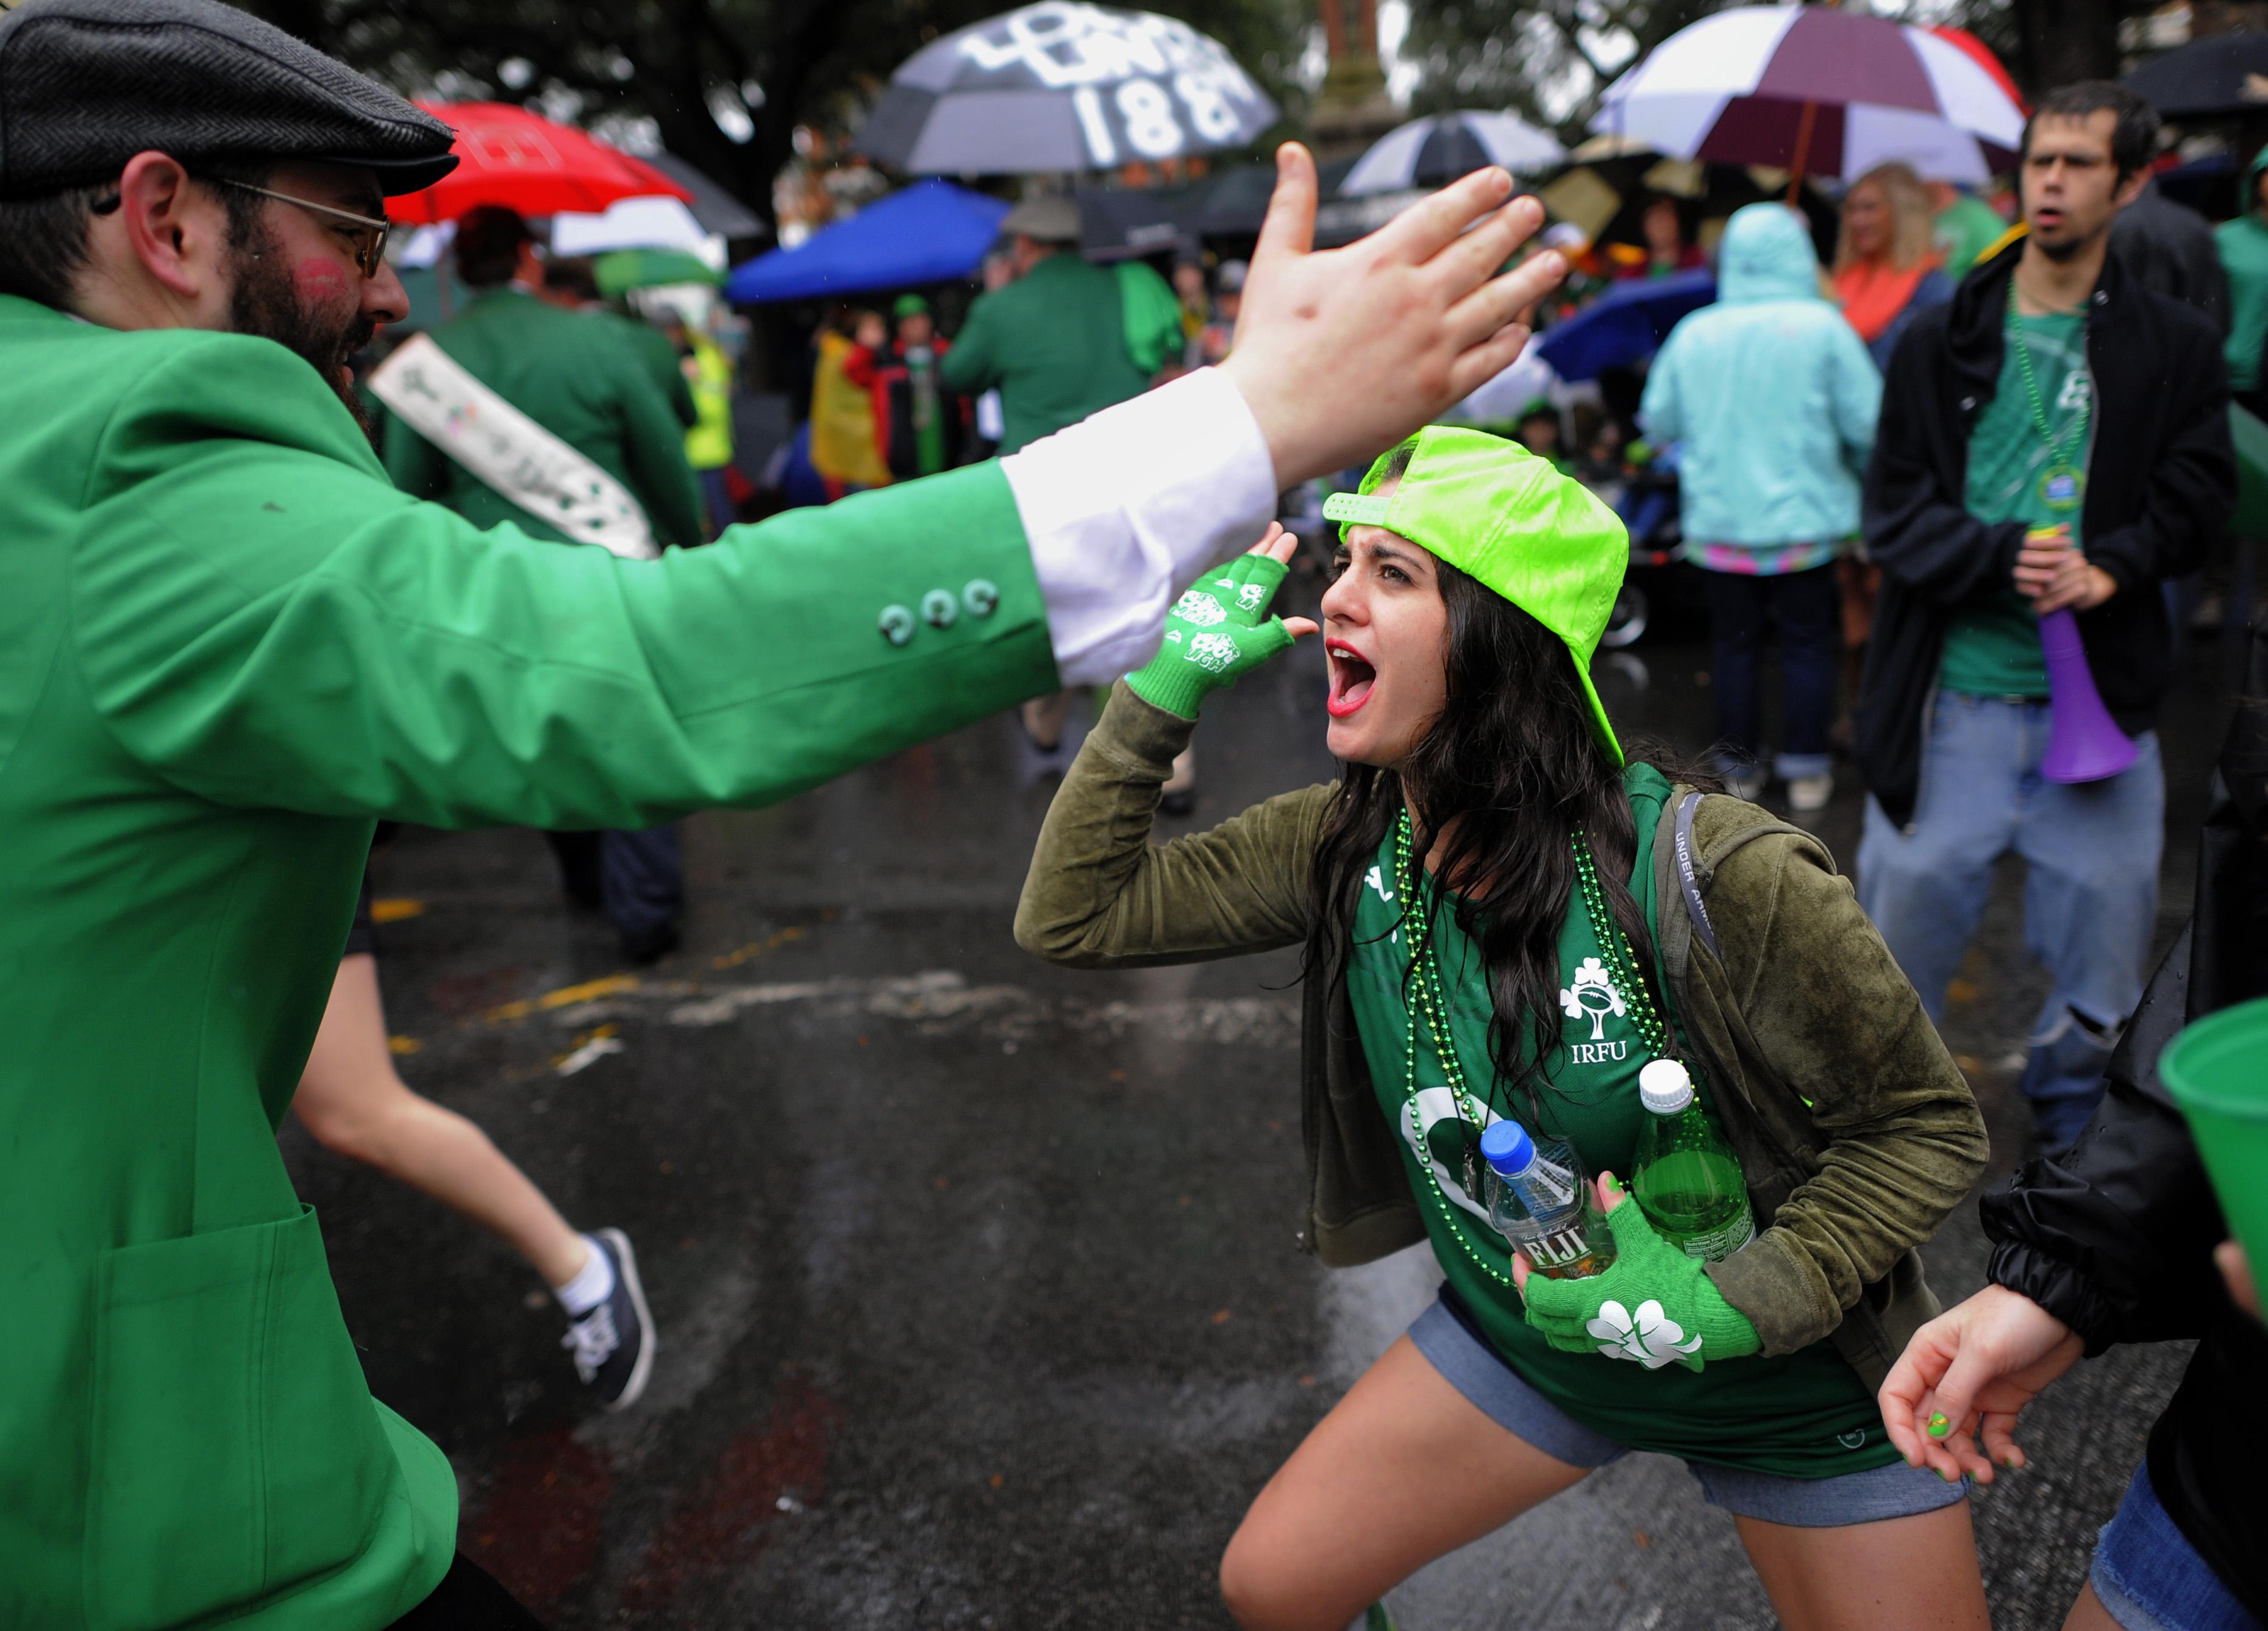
[2006,277,2089,512]
[1389,808,1677,1290]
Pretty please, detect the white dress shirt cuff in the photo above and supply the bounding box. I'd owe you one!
[1000,368,1277,686]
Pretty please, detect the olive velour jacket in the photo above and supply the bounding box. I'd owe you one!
[1016,683,1989,1391]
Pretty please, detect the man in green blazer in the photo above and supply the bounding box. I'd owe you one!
[0,0,1561,1622]
[940,193,1175,457]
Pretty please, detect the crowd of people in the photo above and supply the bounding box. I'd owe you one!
[0,0,2263,1627]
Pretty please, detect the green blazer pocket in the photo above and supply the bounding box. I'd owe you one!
[84,1206,393,1631]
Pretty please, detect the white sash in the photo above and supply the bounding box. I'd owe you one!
[369,332,657,560]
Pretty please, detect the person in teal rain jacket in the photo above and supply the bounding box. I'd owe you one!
[1640,202,1881,810]
[2214,143,2268,412]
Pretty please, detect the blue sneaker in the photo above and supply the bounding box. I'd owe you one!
[560,1228,655,1411]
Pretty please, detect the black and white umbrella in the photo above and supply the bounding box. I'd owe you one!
[1340,111,1567,197]
[855,2,1278,176]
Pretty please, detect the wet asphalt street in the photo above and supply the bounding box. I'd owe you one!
[296,559,2240,1630]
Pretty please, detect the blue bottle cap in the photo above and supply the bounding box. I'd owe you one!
[1478,1118,1535,1177]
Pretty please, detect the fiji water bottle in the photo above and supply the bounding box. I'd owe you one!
[1478,1120,1616,1280]
[1631,1059,1756,1262]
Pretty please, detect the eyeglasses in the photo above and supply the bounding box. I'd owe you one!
[212,179,392,277]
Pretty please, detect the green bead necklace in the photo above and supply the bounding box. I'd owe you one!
[1390,808,1677,1290]
[2006,277,2089,511]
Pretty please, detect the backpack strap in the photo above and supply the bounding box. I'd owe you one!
[1653,786,1823,987]
[1673,791,1718,963]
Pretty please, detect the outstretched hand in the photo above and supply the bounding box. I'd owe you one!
[1222,143,1563,489]
[1877,1284,2084,1484]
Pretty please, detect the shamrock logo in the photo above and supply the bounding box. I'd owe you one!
[1586,1299,1703,1370]
[1173,589,1228,627]
[1186,631,1240,673]
[1236,581,1268,612]
[1364,864,1393,904]
[1558,956,1627,1042]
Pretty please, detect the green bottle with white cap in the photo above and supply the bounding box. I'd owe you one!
[1631,1058,1756,1262]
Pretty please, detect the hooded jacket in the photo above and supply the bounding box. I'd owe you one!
[1856,234,2233,830]
[2213,146,2268,393]
[1640,204,1881,550]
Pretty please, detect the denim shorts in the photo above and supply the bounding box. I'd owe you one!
[2090,1463,2261,1631]
[1409,1295,1966,1527]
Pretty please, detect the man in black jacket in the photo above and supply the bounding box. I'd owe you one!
[1856,82,2234,1154]
[1877,616,2268,1631]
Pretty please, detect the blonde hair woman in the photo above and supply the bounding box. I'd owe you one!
[1834,162,1955,368]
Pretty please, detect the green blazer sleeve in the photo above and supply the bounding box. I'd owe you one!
[1015,680,1332,966]
[940,295,1002,397]
[71,337,1059,830]
[1699,828,1989,1352]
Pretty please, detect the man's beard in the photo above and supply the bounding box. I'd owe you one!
[226,222,376,428]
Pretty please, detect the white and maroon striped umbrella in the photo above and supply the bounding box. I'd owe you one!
[1593,5,2025,186]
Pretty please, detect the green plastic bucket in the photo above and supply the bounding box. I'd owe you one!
[2159,997,2268,1279]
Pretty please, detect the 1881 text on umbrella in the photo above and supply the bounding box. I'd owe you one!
[959,4,1263,162]
[857,3,1278,176]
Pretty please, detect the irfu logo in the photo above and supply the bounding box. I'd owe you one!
[1558,955,1627,1042]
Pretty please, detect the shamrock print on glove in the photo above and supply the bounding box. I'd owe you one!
[1585,1298,1704,1370]
[1126,534,1310,720]
[1174,589,1230,628]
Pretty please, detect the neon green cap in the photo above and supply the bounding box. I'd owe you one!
[1322,427,1627,766]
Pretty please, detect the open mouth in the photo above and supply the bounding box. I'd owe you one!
[1326,639,1377,719]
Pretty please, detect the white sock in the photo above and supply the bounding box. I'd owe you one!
[552,1234,616,1317]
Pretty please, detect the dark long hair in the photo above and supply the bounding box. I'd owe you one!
[1305,506,1712,1126]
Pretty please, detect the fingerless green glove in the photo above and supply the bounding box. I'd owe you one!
[1125,552,1299,720]
[1519,1192,1762,1373]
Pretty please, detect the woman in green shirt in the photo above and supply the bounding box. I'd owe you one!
[1016,428,1991,1630]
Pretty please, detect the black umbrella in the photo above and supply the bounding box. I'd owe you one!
[2127,33,2268,120]
[855,1,1278,176]
[1075,187,1198,260]
[642,151,768,240]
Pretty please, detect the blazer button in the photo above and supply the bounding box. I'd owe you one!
[922,589,958,628]
[879,605,916,646]
[963,578,1000,617]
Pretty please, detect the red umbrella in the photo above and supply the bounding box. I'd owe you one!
[388,102,691,225]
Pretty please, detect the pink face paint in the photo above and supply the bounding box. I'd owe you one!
[291,257,354,305]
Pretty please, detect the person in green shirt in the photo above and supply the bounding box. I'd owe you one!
[1931,180,2013,282]
[1018,429,1989,1631]
[1856,82,2232,1160]
[0,0,1575,1619]
[2214,143,2268,408]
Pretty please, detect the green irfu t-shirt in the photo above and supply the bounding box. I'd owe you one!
[1347,763,1894,1479]
[1941,311,2091,698]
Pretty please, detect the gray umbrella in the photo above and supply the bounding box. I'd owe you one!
[855,1,1278,176]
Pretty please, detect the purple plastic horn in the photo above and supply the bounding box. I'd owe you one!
[2039,608,2138,784]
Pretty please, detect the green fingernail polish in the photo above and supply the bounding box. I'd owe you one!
[1939,1467,1955,1482]
[1927,1412,1950,1438]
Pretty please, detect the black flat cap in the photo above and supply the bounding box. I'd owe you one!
[0,0,458,197]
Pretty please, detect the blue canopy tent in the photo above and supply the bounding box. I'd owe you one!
[1533,268,1716,383]
[726,180,1011,304]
